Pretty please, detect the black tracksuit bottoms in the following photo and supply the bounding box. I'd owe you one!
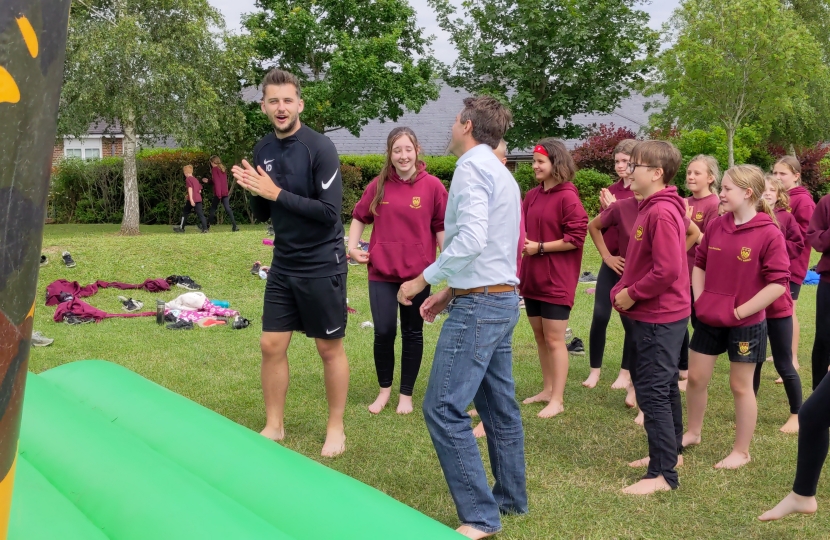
[180,201,207,231]
[753,316,802,414]
[589,262,632,370]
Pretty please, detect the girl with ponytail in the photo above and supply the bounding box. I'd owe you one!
[683,165,790,470]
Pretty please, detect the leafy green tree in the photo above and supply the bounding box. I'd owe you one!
[646,0,824,166]
[59,0,252,235]
[428,0,658,149]
[242,0,440,136]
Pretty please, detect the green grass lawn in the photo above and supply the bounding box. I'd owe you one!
[32,223,827,539]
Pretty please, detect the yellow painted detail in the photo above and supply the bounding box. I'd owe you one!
[0,454,18,538]
[0,67,20,104]
[16,16,39,58]
[27,301,36,320]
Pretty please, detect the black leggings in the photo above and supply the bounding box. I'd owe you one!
[180,201,207,231]
[812,280,830,391]
[679,297,698,372]
[368,280,430,396]
[589,262,627,369]
[753,316,802,414]
[793,370,830,496]
[209,196,237,227]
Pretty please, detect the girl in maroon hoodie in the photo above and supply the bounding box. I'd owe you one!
[519,138,588,419]
[205,155,239,232]
[678,155,721,390]
[808,193,830,388]
[349,127,448,415]
[752,176,804,433]
[773,156,816,378]
[584,138,638,390]
[684,165,789,470]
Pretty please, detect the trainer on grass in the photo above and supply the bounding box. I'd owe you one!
[232,69,349,458]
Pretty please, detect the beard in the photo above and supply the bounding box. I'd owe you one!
[273,113,299,135]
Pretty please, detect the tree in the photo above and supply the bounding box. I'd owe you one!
[428,0,658,149]
[646,0,824,166]
[242,0,440,136]
[59,0,252,235]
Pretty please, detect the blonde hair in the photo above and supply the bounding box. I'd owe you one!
[764,174,791,210]
[182,164,193,175]
[724,165,777,225]
[688,155,720,194]
[210,155,226,173]
[775,156,802,185]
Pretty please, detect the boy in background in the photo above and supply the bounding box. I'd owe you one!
[174,164,208,233]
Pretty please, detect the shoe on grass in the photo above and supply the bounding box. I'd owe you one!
[173,226,184,233]
[166,319,194,330]
[31,331,54,347]
[62,251,76,268]
[118,296,144,312]
[40,255,48,267]
[565,327,573,342]
[250,261,262,275]
[578,271,597,284]
[567,337,585,356]
[232,225,239,232]
[63,314,94,325]
[232,316,250,330]
[175,276,202,291]
[267,225,274,236]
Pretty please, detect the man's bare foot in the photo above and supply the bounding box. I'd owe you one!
[714,451,750,469]
[260,425,285,441]
[321,430,346,458]
[523,390,551,404]
[368,387,391,414]
[397,394,414,414]
[456,525,496,539]
[679,369,688,380]
[622,475,672,495]
[582,368,601,388]
[538,401,564,418]
[678,379,687,392]
[758,492,817,521]
[681,432,701,447]
[780,414,799,434]
[625,384,636,408]
[628,455,683,468]
[611,372,631,390]
[634,410,644,426]
[468,409,479,417]
[473,422,486,438]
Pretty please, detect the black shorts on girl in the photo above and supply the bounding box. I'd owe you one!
[789,281,802,301]
[690,320,767,363]
[523,299,570,320]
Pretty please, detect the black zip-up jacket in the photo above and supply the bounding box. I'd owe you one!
[250,125,346,277]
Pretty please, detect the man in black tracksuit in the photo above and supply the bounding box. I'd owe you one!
[232,69,349,458]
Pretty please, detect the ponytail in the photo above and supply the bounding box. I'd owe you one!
[757,197,778,227]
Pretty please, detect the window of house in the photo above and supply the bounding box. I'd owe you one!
[65,148,82,158]
[85,148,100,160]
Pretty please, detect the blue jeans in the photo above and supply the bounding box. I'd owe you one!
[423,291,527,533]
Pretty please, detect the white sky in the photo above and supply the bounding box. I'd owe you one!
[209,0,679,62]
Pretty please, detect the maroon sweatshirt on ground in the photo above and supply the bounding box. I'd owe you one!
[352,163,447,282]
[600,196,639,259]
[185,175,202,204]
[210,166,229,198]
[602,179,636,257]
[807,193,830,283]
[695,212,790,328]
[685,193,720,279]
[610,186,690,323]
[788,186,817,284]
[519,181,588,308]
[766,208,805,319]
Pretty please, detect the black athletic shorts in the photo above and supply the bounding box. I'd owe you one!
[524,298,571,320]
[790,281,802,301]
[262,272,347,339]
[689,320,767,363]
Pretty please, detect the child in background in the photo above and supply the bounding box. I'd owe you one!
[173,164,207,233]
[807,191,830,388]
[205,155,239,232]
[683,165,789,470]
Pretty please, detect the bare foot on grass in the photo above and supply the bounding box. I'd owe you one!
[582,368,601,388]
[472,422,486,438]
[538,401,565,418]
[456,525,496,539]
[611,371,631,390]
[397,394,414,414]
[628,455,683,468]
[780,414,799,434]
[321,429,346,458]
[260,425,285,442]
[625,384,636,408]
[634,410,644,426]
[523,391,551,405]
[758,492,817,521]
[622,475,672,495]
[681,432,701,447]
[368,387,391,414]
[714,451,751,469]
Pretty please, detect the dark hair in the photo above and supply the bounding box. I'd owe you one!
[630,141,682,184]
[261,69,301,98]
[535,138,576,185]
[370,127,422,215]
[459,96,512,149]
[613,139,638,156]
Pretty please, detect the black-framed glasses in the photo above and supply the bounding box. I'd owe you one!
[627,162,655,173]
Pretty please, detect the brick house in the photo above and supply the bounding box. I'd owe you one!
[53,121,125,164]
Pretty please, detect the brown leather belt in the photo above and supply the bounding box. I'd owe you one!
[451,285,516,297]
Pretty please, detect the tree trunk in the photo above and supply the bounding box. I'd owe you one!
[726,125,735,168]
[789,143,797,157]
[120,112,140,235]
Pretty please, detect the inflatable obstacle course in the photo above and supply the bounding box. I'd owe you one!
[10,361,461,539]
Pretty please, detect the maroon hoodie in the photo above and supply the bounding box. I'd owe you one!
[352,163,447,282]
[788,186,817,284]
[685,193,720,279]
[695,212,790,328]
[519,181,588,308]
[807,193,830,283]
[610,186,690,323]
[185,175,202,203]
[602,179,636,257]
[600,196,639,258]
[210,166,229,198]
[766,208,805,318]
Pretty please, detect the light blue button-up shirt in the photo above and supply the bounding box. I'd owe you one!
[423,144,521,289]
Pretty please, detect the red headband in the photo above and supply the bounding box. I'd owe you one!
[533,144,549,157]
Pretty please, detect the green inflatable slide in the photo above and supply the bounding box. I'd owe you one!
[9,361,461,539]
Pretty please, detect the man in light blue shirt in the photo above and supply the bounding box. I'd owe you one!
[398,97,527,539]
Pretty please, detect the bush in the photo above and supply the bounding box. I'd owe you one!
[573,169,614,216]
[769,143,830,201]
[572,124,638,176]
[340,164,364,223]
[513,164,537,195]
